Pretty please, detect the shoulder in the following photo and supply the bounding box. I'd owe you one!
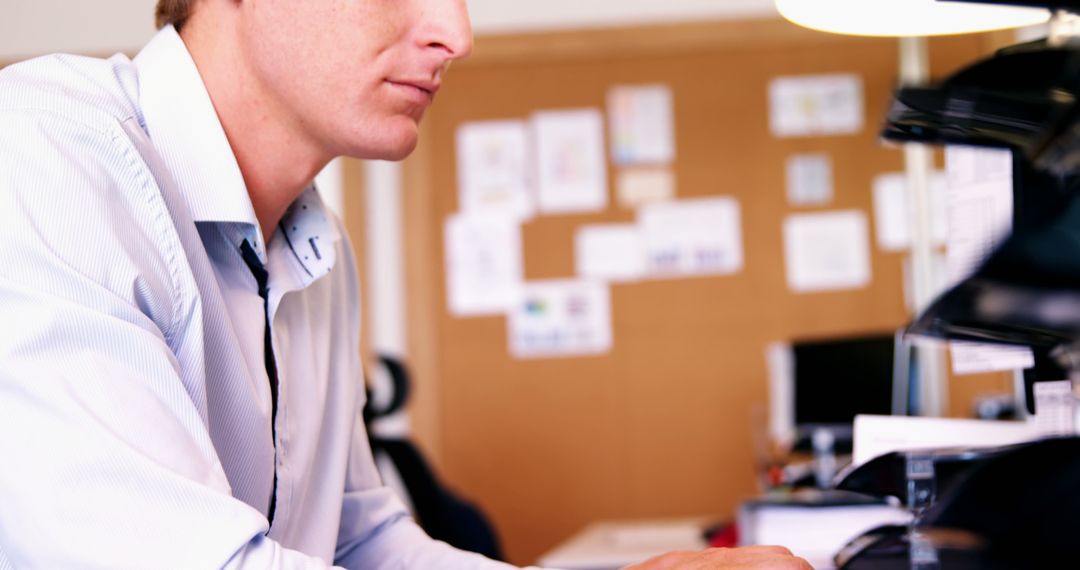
[0,54,184,338]
[0,53,161,237]
[0,51,163,229]
[0,52,141,131]
[0,52,154,210]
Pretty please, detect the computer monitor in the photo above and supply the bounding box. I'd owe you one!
[790,331,905,452]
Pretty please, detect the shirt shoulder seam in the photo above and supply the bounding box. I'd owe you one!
[101,116,190,346]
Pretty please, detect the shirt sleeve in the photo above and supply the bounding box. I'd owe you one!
[0,110,344,569]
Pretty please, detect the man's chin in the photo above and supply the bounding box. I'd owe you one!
[378,138,418,161]
[342,128,419,162]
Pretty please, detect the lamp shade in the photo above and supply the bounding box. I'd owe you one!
[776,0,1051,37]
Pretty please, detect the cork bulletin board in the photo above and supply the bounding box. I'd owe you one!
[393,19,1013,565]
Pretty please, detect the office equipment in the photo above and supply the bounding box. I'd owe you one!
[789,332,904,452]
[922,437,1080,567]
[887,13,1080,350]
[832,443,1014,569]
[828,5,1080,568]
[738,489,911,570]
[834,437,1080,568]
[838,443,1020,507]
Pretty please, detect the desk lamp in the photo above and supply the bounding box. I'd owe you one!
[776,0,1050,37]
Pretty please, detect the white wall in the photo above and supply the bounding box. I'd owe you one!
[467,0,777,34]
[2,0,158,60]
[2,0,778,60]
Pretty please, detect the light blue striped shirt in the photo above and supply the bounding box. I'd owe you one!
[0,25,522,570]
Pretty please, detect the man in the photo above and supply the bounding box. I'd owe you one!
[0,1,809,568]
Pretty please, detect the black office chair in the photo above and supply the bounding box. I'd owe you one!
[363,355,505,562]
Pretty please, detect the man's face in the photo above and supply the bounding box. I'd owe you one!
[236,0,473,161]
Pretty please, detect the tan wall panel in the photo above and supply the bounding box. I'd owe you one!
[407,20,996,565]
[947,369,1016,419]
[340,159,372,366]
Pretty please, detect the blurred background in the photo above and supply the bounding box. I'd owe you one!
[2,1,1046,567]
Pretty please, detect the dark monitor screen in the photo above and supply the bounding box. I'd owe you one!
[793,333,898,429]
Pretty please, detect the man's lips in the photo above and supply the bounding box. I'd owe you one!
[386,79,440,102]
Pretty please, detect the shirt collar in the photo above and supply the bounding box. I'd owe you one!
[133,25,258,232]
[132,26,341,279]
[276,187,342,284]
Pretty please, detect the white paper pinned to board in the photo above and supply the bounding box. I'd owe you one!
[444,213,523,317]
[785,153,834,207]
[639,196,743,278]
[608,84,676,166]
[508,279,613,359]
[455,120,534,220]
[783,210,871,292]
[533,109,609,214]
[769,74,864,138]
[616,167,676,209]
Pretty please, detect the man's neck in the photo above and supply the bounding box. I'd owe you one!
[180,18,330,242]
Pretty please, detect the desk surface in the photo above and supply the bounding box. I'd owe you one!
[537,517,712,570]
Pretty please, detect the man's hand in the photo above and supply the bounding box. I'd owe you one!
[622,546,812,570]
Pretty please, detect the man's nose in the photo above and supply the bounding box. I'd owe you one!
[419,0,474,61]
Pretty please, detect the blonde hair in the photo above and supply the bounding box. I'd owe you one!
[155,0,196,31]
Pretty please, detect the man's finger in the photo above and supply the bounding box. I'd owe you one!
[743,545,795,556]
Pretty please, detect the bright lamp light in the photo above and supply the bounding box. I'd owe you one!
[776,0,1051,37]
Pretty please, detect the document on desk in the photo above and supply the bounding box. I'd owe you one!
[943,145,1033,373]
[943,146,1014,287]
[740,495,910,570]
[1033,381,1076,437]
[852,414,1038,467]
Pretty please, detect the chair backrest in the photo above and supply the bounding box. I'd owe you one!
[364,355,505,561]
